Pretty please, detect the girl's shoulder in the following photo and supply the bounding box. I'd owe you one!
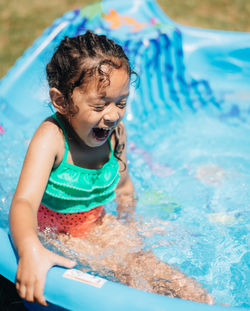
[31,117,65,164]
[35,116,64,142]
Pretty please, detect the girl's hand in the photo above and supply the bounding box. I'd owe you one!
[16,245,76,306]
[117,198,136,223]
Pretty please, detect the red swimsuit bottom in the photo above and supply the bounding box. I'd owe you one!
[37,204,104,238]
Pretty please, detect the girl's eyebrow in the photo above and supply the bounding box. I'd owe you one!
[99,93,130,101]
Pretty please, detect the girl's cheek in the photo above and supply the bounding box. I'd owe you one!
[84,111,98,121]
[120,110,126,119]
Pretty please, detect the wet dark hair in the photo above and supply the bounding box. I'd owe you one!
[46,30,134,169]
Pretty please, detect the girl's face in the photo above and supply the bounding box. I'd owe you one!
[70,67,130,148]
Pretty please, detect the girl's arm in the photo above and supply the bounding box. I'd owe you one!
[114,123,136,222]
[9,120,75,306]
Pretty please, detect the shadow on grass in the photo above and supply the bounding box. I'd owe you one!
[0,274,27,311]
[0,275,69,311]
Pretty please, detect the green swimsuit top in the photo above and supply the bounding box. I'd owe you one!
[41,114,120,213]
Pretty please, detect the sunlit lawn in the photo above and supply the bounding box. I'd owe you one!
[0,0,249,78]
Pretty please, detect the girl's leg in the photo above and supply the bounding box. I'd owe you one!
[119,250,213,304]
[56,214,213,304]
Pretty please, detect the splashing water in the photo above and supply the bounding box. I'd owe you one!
[126,109,250,308]
[0,108,249,307]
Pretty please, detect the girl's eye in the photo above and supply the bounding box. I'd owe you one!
[94,105,105,111]
[117,101,127,109]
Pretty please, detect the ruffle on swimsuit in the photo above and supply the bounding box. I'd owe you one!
[41,114,120,213]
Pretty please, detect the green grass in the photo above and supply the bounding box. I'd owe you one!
[158,0,250,32]
[0,0,249,78]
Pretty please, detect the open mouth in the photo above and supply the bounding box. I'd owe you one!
[92,127,111,141]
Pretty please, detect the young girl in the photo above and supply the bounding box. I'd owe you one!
[9,31,213,306]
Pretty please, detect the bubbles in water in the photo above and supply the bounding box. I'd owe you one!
[124,110,250,307]
[1,106,249,307]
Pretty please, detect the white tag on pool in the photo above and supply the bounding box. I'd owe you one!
[63,269,106,288]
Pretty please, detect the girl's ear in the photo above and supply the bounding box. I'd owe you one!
[49,88,67,115]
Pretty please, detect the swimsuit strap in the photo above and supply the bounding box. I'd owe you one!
[51,113,69,162]
[108,134,114,156]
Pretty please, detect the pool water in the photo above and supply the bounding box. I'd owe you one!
[125,109,250,308]
[0,106,249,308]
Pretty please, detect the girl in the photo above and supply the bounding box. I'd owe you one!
[9,31,213,306]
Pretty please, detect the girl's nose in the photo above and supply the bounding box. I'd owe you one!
[103,108,120,124]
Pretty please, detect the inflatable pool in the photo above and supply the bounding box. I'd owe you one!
[0,0,249,310]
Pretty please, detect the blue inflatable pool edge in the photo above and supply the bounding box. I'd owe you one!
[0,228,246,311]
